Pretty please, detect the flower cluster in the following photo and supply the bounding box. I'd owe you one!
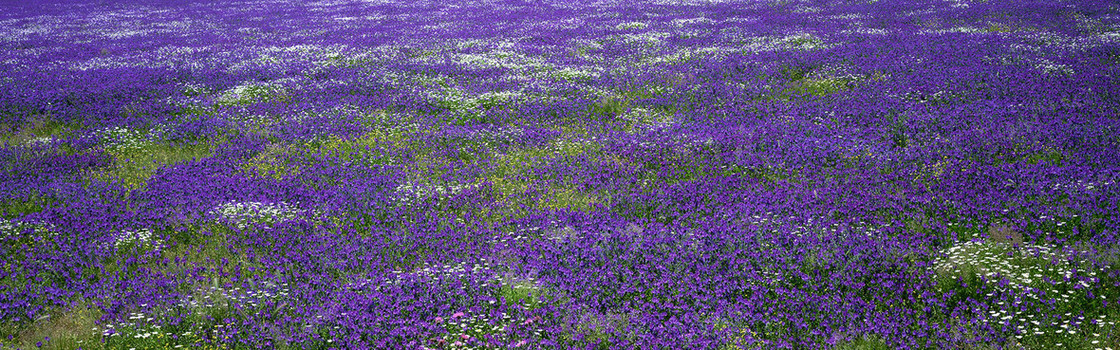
[207,201,313,229]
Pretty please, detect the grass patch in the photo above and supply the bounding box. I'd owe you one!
[0,191,61,218]
[829,335,892,350]
[462,138,607,224]
[215,82,290,107]
[789,77,851,97]
[239,110,421,180]
[240,142,301,180]
[85,140,216,190]
[0,115,80,147]
[713,317,762,350]
[0,300,102,350]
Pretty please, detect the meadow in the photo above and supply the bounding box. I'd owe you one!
[0,0,1119,348]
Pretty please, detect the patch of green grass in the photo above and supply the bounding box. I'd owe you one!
[617,107,674,133]
[553,67,601,83]
[783,35,824,50]
[829,335,892,350]
[241,111,420,180]
[85,139,216,190]
[215,82,290,107]
[496,281,556,309]
[913,157,950,191]
[169,103,216,118]
[790,77,851,96]
[1012,143,1066,166]
[720,163,799,184]
[711,317,762,350]
[0,190,61,218]
[984,22,1014,33]
[555,309,638,350]
[429,89,524,126]
[0,300,102,350]
[0,115,80,147]
[463,138,606,223]
[586,94,631,121]
[764,75,861,101]
[240,143,301,180]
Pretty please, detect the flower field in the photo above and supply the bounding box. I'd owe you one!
[1,0,1119,348]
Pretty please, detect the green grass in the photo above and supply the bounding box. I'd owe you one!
[215,82,290,107]
[0,190,61,218]
[239,111,421,180]
[712,317,763,350]
[85,139,216,190]
[240,142,301,180]
[0,300,103,350]
[0,115,81,147]
[428,89,526,126]
[829,335,892,350]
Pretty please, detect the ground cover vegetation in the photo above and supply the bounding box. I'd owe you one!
[0,0,1118,348]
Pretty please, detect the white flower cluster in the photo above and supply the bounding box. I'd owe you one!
[97,310,158,338]
[643,46,738,65]
[1050,179,1115,192]
[227,114,277,128]
[978,300,1117,343]
[552,66,603,81]
[497,221,580,244]
[98,126,152,151]
[791,5,823,13]
[620,107,676,134]
[670,17,715,27]
[179,82,209,97]
[110,228,161,249]
[734,213,892,241]
[732,33,833,53]
[178,283,291,310]
[615,21,648,30]
[95,283,292,342]
[215,81,286,106]
[208,201,311,228]
[932,240,1105,294]
[0,218,56,238]
[428,88,528,116]
[340,261,495,294]
[25,136,55,147]
[451,50,547,71]
[447,125,526,152]
[669,133,716,155]
[617,31,670,46]
[1033,58,1075,76]
[845,28,890,36]
[423,306,544,349]
[392,182,478,207]
[354,260,543,299]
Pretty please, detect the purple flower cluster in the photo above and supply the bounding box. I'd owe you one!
[1,0,1119,348]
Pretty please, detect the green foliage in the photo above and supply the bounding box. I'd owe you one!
[790,78,850,97]
[830,335,892,350]
[0,191,60,218]
[0,115,80,147]
[0,301,103,350]
[86,139,215,190]
[984,22,1014,33]
[215,83,290,107]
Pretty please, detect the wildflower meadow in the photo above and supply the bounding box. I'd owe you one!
[1,0,1118,348]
